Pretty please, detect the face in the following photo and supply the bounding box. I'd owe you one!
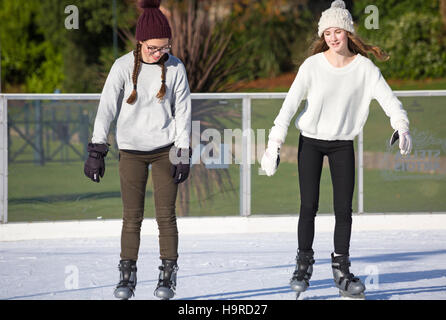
[323,28,349,53]
[139,38,171,63]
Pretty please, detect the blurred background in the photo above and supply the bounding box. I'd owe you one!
[1,0,446,222]
[2,0,446,94]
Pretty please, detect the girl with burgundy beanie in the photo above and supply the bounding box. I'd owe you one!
[261,0,411,299]
[84,0,191,300]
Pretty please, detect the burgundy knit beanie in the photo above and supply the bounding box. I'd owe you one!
[135,0,172,41]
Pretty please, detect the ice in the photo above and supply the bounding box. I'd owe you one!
[0,217,446,300]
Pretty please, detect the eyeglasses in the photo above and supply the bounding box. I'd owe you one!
[145,44,171,55]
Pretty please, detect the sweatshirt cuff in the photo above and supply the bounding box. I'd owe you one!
[174,138,190,149]
[268,125,287,146]
[394,120,409,134]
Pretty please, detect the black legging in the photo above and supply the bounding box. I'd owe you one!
[297,134,355,255]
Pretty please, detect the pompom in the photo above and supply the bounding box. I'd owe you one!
[139,0,161,9]
[331,0,346,9]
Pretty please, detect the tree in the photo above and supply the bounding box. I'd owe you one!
[353,0,446,79]
[0,0,63,92]
[441,0,446,30]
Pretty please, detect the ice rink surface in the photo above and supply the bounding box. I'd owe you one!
[1,215,446,300]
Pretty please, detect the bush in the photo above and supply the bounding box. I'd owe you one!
[353,0,446,79]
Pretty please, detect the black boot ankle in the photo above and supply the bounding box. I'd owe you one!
[154,259,178,300]
[114,259,137,300]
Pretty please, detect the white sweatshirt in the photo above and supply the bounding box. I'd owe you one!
[269,52,409,143]
[92,52,191,151]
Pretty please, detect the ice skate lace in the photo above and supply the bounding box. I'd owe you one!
[338,264,360,290]
[157,265,179,289]
[292,257,315,281]
[117,264,136,288]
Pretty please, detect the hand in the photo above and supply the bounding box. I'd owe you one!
[84,143,109,183]
[261,144,281,176]
[170,147,192,184]
[390,130,412,156]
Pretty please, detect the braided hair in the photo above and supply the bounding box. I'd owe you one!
[126,43,168,104]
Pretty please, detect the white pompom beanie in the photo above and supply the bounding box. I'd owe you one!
[317,0,355,37]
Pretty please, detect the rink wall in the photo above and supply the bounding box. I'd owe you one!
[1,213,446,242]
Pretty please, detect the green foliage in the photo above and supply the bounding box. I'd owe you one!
[0,0,137,93]
[224,0,314,82]
[25,42,64,92]
[2,0,445,92]
[0,0,48,91]
[353,0,446,79]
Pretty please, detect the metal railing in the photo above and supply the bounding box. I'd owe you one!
[1,91,446,223]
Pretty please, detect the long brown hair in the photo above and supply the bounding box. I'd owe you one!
[126,42,168,104]
[310,32,389,61]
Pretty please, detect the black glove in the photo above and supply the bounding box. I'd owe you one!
[84,143,109,183]
[170,147,192,184]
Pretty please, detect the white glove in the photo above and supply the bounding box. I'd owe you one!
[398,130,412,156]
[390,129,412,156]
[261,140,281,176]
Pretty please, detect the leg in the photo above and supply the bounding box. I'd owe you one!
[119,151,149,261]
[327,141,355,255]
[297,135,324,252]
[150,150,179,261]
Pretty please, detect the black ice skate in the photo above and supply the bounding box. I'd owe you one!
[331,253,366,299]
[114,260,137,300]
[154,259,178,300]
[290,250,315,299]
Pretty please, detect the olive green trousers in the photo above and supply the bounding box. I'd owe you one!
[118,145,178,261]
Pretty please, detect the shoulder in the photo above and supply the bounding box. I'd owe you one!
[165,54,187,73]
[108,51,135,75]
[357,54,383,82]
[358,54,380,72]
[300,53,321,69]
[115,51,135,67]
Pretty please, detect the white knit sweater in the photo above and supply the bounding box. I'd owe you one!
[92,52,191,151]
[269,52,409,143]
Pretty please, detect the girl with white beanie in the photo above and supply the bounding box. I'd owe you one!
[261,0,412,299]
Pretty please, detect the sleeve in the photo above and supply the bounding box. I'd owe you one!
[91,60,125,144]
[172,63,192,149]
[371,66,410,132]
[268,60,310,144]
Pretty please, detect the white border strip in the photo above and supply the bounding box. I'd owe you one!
[1,214,445,242]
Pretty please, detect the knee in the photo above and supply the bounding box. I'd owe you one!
[335,212,352,225]
[122,213,144,233]
[156,207,177,229]
[300,202,318,220]
[334,202,353,221]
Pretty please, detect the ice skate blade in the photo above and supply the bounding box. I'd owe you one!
[154,287,175,300]
[295,292,305,300]
[339,290,366,300]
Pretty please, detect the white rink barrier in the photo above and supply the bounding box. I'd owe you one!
[1,213,446,242]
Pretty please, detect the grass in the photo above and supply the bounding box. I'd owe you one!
[6,80,446,222]
[250,95,446,154]
[8,159,446,222]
